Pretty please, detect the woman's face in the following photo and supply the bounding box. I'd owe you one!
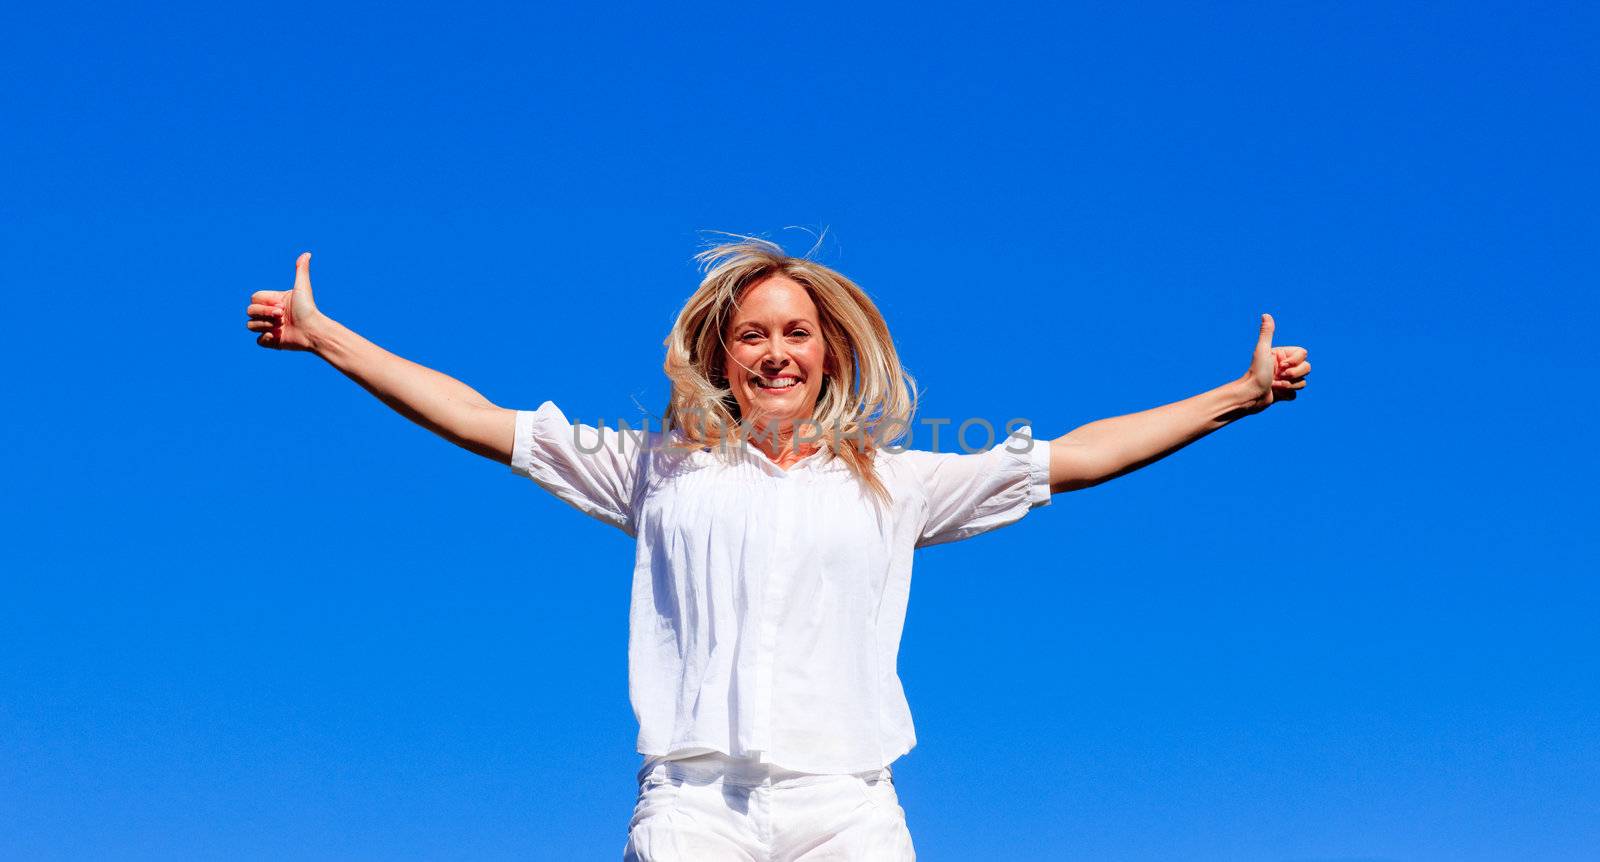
[723,274,829,431]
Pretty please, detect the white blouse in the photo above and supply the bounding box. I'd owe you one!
[508,401,1053,774]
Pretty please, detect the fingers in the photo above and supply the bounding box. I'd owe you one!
[247,300,285,335]
[295,252,311,291]
[1272,354,1309,390]
[250,289,287,305]
[1261,332,1309,402]
[257,331,278,348]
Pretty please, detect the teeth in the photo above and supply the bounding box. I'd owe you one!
[756,377,799,390]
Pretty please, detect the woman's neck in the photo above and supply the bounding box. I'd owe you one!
[745,419,821,469]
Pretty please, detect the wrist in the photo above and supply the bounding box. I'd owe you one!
[304,314,344,357]
[1224,373,1270,417]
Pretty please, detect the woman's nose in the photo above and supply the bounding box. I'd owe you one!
[763,338,789,366]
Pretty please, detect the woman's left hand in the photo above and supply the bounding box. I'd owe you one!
[1244,313,1310,412]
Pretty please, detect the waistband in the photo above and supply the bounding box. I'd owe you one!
[637,750,893,788]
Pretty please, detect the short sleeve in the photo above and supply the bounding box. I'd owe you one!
[507,400,647,536]
[901,425,1053,548]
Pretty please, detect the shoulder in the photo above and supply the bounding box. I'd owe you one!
[869,446,945,497]
[874,428,1050,487]
[515,401,674,480]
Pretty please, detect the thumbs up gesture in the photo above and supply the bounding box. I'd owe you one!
[1244,313,1310,411]
[246,252,328,351]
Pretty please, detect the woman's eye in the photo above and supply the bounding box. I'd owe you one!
[740,333,761,342]
[789,330,809,338]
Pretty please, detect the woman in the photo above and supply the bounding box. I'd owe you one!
[244,239,1310,860]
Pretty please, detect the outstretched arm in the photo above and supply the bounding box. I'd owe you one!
[245,253,516,464]
[1046,314,1309,493]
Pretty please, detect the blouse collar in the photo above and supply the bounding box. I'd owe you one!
[738,438,835,475]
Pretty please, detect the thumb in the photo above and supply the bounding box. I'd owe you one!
[1255,312,1275,355]
[293,252,316,305]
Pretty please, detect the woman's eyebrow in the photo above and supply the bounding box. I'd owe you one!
[730,318,817,331]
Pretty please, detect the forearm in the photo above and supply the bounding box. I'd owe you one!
[307,317,515,464]
[1049,374,1263,491]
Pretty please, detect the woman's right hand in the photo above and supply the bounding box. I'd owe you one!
[246,252,328,352]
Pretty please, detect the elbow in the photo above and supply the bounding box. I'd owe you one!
[455,405,518,465]
[1047,439,1115,494]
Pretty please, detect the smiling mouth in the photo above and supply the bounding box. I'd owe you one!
[753,375,802,391]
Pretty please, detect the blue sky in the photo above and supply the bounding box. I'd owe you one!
[3,2,1596,859]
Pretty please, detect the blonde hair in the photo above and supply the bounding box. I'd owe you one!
[662,237,917,503]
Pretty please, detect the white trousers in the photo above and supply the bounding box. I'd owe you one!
[622,751,917,861]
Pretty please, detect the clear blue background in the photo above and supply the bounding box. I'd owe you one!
[3,2,1596,860]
